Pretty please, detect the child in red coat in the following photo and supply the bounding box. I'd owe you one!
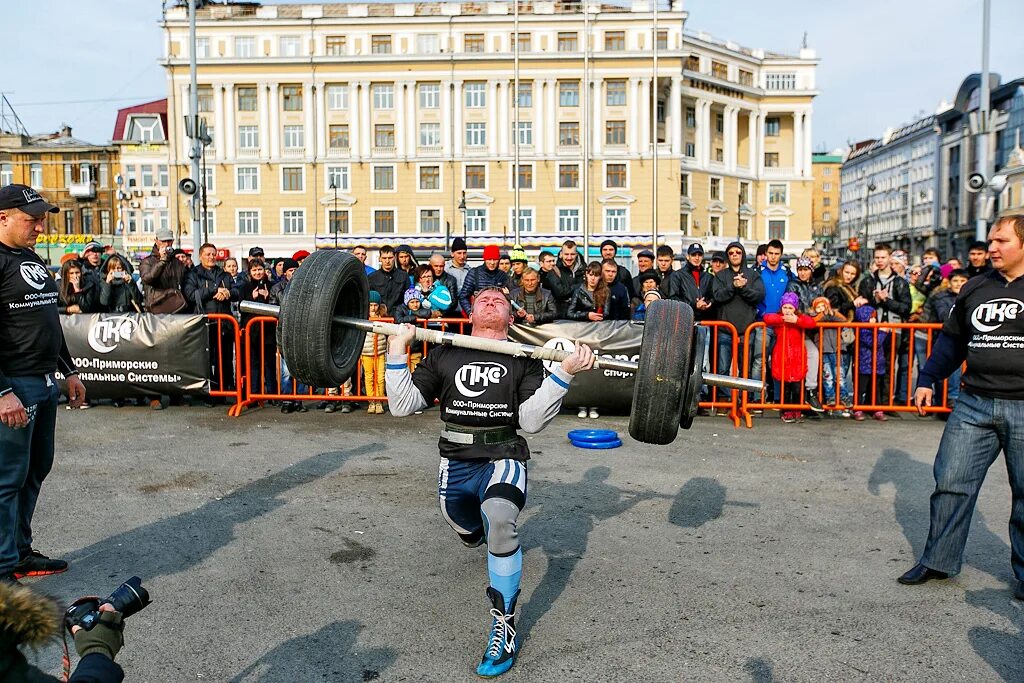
[763,292,817,422]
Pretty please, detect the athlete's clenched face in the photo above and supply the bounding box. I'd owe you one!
[471,289,513,331]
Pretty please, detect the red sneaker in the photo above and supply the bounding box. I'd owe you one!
[12,550,68,578]
[873,411,888,422]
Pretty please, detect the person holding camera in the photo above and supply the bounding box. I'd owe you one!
[138,227,187,315]
[98,254,142,314]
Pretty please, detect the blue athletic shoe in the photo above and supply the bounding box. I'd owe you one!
[476,587,519,677]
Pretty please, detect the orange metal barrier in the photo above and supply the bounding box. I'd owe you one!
[739,321,955,426]
[206,313,243,410]
[698,321,742,427]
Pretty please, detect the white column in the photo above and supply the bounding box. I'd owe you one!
[395,82,407,157]
[212,83,225,162]
[488,80,499,156]
[726,105,739,171]
[360,81,371,158]
[628,78,640,155]
[639,78,650,153]
[407,82,417,157]
[669,75,682,156]
[441,80,452,156]
[546,79,557,156]
[757,111,766,175]
[592,78,602,156]
[453,80,464,157]
[701,102,713,167]
[223,83,235,160]
[534,80,545,157]
[303,83,315,158]
[314,83,326,158]
[747,110,757,171]
[803,110,813,177]
[267,83,280,159]
[258,82,270,158]
[498,81,509,156]
[350,81,362,161]
[793,111,804,176]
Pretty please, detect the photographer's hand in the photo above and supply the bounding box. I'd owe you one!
[73,605,124,661]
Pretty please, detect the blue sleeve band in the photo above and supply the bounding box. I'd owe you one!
[386,363,407,370]
[549,373,570,389]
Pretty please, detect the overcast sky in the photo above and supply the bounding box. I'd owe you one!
[2,0,1021,151]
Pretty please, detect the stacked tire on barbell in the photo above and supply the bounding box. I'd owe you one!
[627,299,693,445]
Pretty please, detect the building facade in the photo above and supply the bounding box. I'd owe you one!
[838,116,939,259]
[810,151,841,255]
[160,0,818,258]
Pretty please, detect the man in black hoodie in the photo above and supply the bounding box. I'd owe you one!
[599,239,636,301]
[711,241,765,400]
[665,242,714,320]
[857,243,912,408]
[368,245,408,313]
[538,251,574,319]
[966,240,991,279]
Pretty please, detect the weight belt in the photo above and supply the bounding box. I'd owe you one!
[440,423,519,446]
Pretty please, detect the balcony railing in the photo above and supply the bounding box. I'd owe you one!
[68,181,96,199]
[237,147,260,158]
[762,166,796,177]
[326,146,351,158]
[282,146,306,158]
[372,145,396,157]
[417,144,442,155]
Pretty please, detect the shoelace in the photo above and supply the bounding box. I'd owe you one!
[485,608,517,658]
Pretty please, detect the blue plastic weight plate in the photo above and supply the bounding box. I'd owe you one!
[567,429,619,443]
[570,438,623,450]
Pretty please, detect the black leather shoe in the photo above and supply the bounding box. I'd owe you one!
[1014,580,1024,601]
[898,563,950,585]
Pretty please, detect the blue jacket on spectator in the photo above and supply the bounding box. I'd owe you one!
[856,304,889,375]
[459,264,509,315]
[757,262,793,320]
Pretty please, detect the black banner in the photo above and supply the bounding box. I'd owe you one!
[508,320,642,413]
[58,314,210,398]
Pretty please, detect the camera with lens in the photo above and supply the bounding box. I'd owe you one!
[64,576,151,633]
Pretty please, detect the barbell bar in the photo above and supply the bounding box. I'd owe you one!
[240,300,760,395]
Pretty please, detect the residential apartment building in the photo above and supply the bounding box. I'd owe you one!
[810,151,841,253]
[112,99,173,259]
[160,0,818,258]
[0,119,118,263]
[838,115,939,258]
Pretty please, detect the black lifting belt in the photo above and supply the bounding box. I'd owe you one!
[440,423,519,446]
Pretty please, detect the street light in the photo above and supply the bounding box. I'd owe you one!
[863,180,877,253]
[329,180,339,250]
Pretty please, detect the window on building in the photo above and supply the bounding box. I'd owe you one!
[739,181,750,204]
[234,87,256,112]
[419,122,441,147]
[604,31,625,51]
[281,85,302,110]
[323,209,347,235]
[465,208,487,233]
[769,183,787,204]
[327,84,349,110]
[464,82,486,108]
[237,210,260,234]
[605,208,627,232]
[201,167,214,194]
[514,164,533,190]
[515,32,531,52]
[420,209,441,233]
[765,72,796,90]
[196,87,214,113]
[822,196,831,207]
[715,148,724,162]
[559,81,579,107]
[142,212,154,235]
[329,124,350,149]
[511,207,533,234]
[685,142,696,157]
[373,166,395,191]
[466,165,486,189]
[141,165,154,187]
[605,120,626,146]
[374,209,396,233]
[606,163,627,188]
[419,165,440,190]
[464,33,485,53]
[0,164,12,186]
[238,125,259,149]
[823,212,831,222]
[417,34,439,54]
[465,122,487,147]
[282,167,303,191]
[283,125,304,149]
[711,61,728,80]
[709,215,721,235]
[237,166,259,191]
[768,220,786,239]
[100,210,112,233]
[606,80,626,106]
[739,70,753,87]
[30,163,43,189]
[739,218,750,239]
[710,177,721,200]
[559,164,579,189]
[235,36,256,57]
[325,35,347,56]
[686,55,700,71]
[680,212,690,235]
[327,166,349,191]
[374,124,395,148]
[557,32,578,52]
[280,36,301,56]
[764,152,780,168]
[63,211,74,234]
[516,82,532,108]
[559,121,580,147]
[822,182,832,192]
[419,83,440,109]
[715,113,724,134]
[686,107,695,128]
[372,83,394,109]
[97,163,109,188]
[283,209,305,234]
[125,165,136,188]
[195,37,210,58]
[558,208,579,233]
[371,35,392,54]
[680,173,690,197]
[822,167,832,176]
[515,122,533,146]
[764,117,780,137]
[127,115,163,142]
[656,30,668,49]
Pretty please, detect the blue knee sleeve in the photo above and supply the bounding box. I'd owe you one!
[488,548,522,612]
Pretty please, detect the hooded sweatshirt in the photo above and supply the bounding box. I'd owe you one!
[711,241,765,333]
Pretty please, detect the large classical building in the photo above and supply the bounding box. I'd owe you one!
[160,0,818,258]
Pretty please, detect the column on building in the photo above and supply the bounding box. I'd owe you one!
[591,77,602,156]
[747,109,758,172]
[628,78,640,155]
[694,98,709,167]
[639,77,650,153]
[441,79,452,156]
[223,83,235,160]
[406,81,417,157]
[268,83,280,159]
[793,111,804,176]
[534,79,546,156]
[360,81,371,158]
[303,83,315,158]
[725,105,739,171]
[669,75,682,156]
[802,110,813,177]
[546,78,557,156]
[488,80,499,157]
[395,81,407,157]
[258,82,270,157]
[314,82,327,158]
[498,80,509,156]
[211,83,225,162]
[351,80,363,161]
[453,80,464,158]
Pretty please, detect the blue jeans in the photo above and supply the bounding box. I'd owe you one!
[920,392,1024,582]
[0,374,59,574]
[914,335,962,404]
[822,351,853,405]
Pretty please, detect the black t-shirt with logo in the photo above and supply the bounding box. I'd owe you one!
[943,270,1024,400]
[411,346,545,461]
[0,242,76,391]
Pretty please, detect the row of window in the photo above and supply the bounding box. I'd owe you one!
[1,163,111,190]
[194,30,671,60]
[679,173,790,205]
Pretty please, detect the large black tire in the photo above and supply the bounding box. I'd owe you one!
[628,300,694,445]
[279,250,369,389]
[680,325,707,430]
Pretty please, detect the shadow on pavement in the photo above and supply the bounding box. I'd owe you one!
[668,476,757,529]
[744,656,776,682]
[50,443,382,597]
[516,465,667,642]
[229,619,397,683]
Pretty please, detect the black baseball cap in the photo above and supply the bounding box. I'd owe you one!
[687,243,704,255]
[248,246,265,257]
[710,251,727,262]
[0,184,59,216]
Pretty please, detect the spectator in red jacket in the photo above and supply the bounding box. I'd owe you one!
[763,292,816,423]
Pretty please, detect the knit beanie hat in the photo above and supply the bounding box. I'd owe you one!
[508,246,528,263]
[811,296,831,311]
[780,292,800,310]
[403,286,423,305]
[368,291,382,304]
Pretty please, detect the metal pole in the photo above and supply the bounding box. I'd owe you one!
[582,1,590,261]
[188,0,202,255]
[652,0,659,250]
[513,0,521,246]
[238,300,763,392]
[976,0,992,243]
[333,184,339,249]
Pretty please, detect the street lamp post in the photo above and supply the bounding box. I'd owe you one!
[863,180,877,253]
[329,180,339,250]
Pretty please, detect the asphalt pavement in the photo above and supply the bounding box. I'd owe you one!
[17,405,1023,682]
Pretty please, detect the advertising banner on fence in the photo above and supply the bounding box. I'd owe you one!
[58,314,210,399]
[508,320,641,413]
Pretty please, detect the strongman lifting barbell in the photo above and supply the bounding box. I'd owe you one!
[239,250,761,445]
